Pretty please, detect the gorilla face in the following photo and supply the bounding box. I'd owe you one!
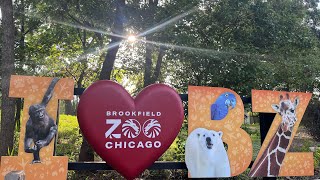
[37,109,45,119]
[29,104,46,121]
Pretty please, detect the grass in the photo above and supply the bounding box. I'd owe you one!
[56,115,82,161]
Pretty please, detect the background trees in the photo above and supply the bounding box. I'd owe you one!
[0,0,320,158]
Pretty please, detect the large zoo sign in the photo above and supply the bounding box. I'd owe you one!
[0,75,315,180]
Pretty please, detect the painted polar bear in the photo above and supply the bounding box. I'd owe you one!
[185,128,231,178]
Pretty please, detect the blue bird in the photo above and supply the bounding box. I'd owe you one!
[211,92,236,120]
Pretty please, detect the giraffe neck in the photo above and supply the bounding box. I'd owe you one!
[249,95,299,177]
[266,125,293,176]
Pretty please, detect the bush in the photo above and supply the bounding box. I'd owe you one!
[247,112,259,117]
[56,115,82,161]
[301,99,320,141]
[315,149,320,168]
[160,119,188,162]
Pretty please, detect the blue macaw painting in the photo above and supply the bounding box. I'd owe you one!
[211,92,236,120]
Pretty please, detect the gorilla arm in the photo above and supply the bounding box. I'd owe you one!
[24,119,36,153]
[35,118,57,149]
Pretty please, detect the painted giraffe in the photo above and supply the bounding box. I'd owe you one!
[249,93,299,177]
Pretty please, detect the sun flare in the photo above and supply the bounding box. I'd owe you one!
[127,35,137,42]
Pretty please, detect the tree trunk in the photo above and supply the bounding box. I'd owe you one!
[78,135,95,162]
[75,25,97,162]
[143,39,153,87]
[64,100,74,115]
[77,53,95,161]
[77,74,94,161]
[99,0,125,80]
[144,44,165,88]
[77,65,95,161]
[78,0,126,162]
[79,0,126,162]
[15,99,22,131]
[143,1,163,88]
[152,46,165,83]
[0,0,17,156]
[18,0,25,70]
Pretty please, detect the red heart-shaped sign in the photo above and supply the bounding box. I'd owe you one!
[77,81,184,179]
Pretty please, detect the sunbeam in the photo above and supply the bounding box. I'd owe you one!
[73,41,122,63]
[127,35,137,42]
[141,39,267,59]
[23,10,124,38]
[20,4,202,64]
[47,19,125,39]
[138,6,198,37]
[22,2,266,65]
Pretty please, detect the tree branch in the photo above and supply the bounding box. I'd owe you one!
[152,46,165,83]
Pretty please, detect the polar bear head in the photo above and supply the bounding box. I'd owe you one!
[195,128,223,151]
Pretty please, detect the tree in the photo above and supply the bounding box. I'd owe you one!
[167,0,320,94]
[99,0,126,80]
[114,0,199,89]
[0,0,16,156]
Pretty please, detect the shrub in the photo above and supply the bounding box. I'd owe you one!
[301,99,320,141]
[56,115,82,161]
[315,149,320,168]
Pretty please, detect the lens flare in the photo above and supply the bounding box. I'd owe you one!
[127,35,137,42]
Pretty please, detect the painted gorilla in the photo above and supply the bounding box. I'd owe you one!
[24,78,59,163]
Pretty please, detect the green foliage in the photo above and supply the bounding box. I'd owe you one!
[12,123,21,156]
[242,123,261,159]
[7,147,14,156]
[315,149,320,168]
[160,119,188,162]
[301,99,320,141]
[168,0,320,95]
[56,115,82,161]
[10,0,320,96]
[247,112,259,117]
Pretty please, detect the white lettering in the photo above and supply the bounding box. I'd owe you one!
[105,142,113,149]
[137,141,144,148]
[115,142,122,148]
[145,141,152,148]
[106,111,161,117]
[154,141,161,148]
[105,119,121,139]
[105,141,162,149]
[128,142,135,148]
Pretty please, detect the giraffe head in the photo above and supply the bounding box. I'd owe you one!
[271,94,299,133]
